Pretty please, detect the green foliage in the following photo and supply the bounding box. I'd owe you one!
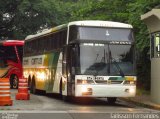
[0,0,58,39]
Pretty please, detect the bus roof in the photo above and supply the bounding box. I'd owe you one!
[68,20,133,28]
[25,24,67,41]
[0,40,24,46]
[25,20,133,41]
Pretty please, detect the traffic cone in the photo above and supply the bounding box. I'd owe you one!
[16,78,30,100]
[0,78,13,106]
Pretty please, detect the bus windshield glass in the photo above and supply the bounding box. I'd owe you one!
[0,46,23,68]
[75,43,135,76]
[69,26,133,42]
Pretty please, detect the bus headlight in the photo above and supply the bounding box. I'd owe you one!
[81,86,88,92]
[81,86,92,95]
[129,88,135,94]
[125,88,135,94]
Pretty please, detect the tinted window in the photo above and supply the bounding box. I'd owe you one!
[74,43,135,76]
[0,46,17,68]
[24,29,67,56]
[69,26,133,43]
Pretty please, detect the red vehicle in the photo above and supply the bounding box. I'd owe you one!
[0,40,24,88]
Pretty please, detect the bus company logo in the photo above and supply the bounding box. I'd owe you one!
[106,30,110,36]
[31,58,42,65]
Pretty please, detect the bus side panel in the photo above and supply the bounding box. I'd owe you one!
[23,52,64,93]
[44,53,54,93]
[52,52,63,94]
[23,55,46,90]
[45,52,61,93]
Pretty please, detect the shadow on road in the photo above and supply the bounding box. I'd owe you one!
[39,93,133,108]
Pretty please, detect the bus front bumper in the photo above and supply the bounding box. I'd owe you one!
[75,84,136,97]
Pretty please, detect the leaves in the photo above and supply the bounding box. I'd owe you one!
[0,0,58,39]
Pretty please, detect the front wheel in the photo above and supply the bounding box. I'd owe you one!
[107,97,117,104]
[10,75,18,89]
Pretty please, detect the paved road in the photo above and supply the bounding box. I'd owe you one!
[0,90,160,119]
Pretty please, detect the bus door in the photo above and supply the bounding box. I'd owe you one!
[63,44,78,96]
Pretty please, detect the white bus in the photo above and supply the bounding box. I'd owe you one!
[23,20,136,103]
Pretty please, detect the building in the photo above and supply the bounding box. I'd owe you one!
[141,8,160,104]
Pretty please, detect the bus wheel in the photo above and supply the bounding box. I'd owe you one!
[28,76,31,90]
[107,97,117,104]
[30,80,37,94]
[10,75,18,89]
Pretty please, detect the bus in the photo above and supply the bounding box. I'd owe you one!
[0,40,24,89]
[23,20,136,103]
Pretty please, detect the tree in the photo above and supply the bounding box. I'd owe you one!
[0,0,59,39]
[127,0,160,90]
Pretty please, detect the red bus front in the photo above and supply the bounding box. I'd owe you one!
[0,40,24,88]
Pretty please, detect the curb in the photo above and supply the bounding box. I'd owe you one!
[120,98,160,110]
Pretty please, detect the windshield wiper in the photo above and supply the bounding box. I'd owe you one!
[108,46,125,77]
[111,58,124,77]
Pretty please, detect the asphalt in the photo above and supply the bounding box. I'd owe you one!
[121,94,160,110]
[1,89,160,111]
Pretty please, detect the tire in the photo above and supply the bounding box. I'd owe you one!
[10,75,18,89]
[28,76,31,90]
[107,97,117,104]
[30,79,37,94]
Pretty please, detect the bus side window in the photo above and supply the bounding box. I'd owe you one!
[0,47,7,68]
[51,34,56,50]
[6,46,18,63]
[61,30,67,48]
[28,42,32,55]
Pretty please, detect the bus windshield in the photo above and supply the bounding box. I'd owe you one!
[0,46,23,68]
[75,43,135,76]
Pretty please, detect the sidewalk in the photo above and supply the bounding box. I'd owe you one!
[122,94,160,110]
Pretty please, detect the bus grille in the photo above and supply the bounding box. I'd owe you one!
[95,80,123,84]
